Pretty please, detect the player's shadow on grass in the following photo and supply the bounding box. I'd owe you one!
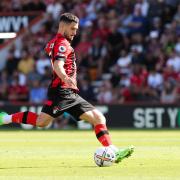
[0,167,42,169]
[0,165,96,169]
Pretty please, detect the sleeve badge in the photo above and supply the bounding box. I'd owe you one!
[59,46,66,53]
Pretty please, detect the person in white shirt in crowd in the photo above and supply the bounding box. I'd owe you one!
[36,52,51,75]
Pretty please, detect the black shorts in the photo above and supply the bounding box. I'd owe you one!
[41,87,95,120]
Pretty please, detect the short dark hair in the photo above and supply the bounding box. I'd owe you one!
[59,13,79,24]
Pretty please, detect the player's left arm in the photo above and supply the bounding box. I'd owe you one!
[53,42,76,86]
[54,60,68,81]
[54,60,75,86]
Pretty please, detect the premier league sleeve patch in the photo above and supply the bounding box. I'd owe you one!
[59,46,66,53]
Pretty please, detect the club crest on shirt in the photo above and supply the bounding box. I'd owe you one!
[59,46,66,53]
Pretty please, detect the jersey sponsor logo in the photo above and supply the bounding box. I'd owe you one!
[59,45,66,53]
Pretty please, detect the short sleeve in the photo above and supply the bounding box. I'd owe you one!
[53,42,68,61]
[44,39,55,57]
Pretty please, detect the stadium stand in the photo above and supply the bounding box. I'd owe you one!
[0,0,180,105]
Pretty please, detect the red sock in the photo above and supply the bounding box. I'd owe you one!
[12,111,37,126]
[94,124,112,146]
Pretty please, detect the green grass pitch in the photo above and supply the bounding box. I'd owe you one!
[0,130,180,180]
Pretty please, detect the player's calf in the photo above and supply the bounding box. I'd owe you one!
[0,111,37,126]
[0,111,53,127]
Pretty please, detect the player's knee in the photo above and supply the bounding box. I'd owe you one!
[37,121,48,127]
[92,109,106,125]
[36,118,50,127]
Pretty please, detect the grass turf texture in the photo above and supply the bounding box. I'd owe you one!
[0,130,180,180]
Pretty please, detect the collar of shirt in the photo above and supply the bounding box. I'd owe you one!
[56,33,70,45]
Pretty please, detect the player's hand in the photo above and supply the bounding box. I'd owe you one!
[63,76,76,87]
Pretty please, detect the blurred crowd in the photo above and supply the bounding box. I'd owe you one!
[0,0,180,105]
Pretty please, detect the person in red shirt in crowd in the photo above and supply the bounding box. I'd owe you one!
[129,64,148,101]
[8,77,29,102]
[0,13,133,164]
[92,17,111,42]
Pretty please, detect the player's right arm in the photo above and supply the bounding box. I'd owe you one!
[44,39,55,57]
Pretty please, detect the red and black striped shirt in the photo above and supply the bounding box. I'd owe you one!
[45,33,78,91]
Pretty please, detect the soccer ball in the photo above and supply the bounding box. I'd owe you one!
[94,147,116,167]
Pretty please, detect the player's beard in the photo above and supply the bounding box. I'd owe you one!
[64,32,72,42]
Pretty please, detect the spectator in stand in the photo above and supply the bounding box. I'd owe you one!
[36,52,51,75]
[72,2,90,28]
[160,23,176,55]
[78,78,95,102]
[17,51,35,75]
[129,64,148,101]
[44,11,54,27]
[161,79,178,103]
[173,3,180,28]
[144,31,162,71]
[161,3,175,24]
[46,0,64,20]
[0,70,8,101]
[119,73,131,88]
[7,72,29,102]
[131,44,144,65]
[83,20,94,38]
[148,0,165,19]
[127,4,148,35]
[85,0,97,22]
[146,31,161,54]
[88,37,107,79]
[29,80,47,103]
[175,35,180,55]
[165,0,179,8]
[75,31,92,66]
[0,1,12,12]
[12,0,22,11]
[118,5,133,35]
[97,80,114,104]
[92,16,111,42]
[107,9,118,21]
[107,19,124,67]
[135,0,149,17]
[163,65,179,82]
[27,68,42,86]
[166,50,180,73]
[119,0,133,14]
[5,50,19,76]
[115,49,132,75]
[21,0,46,11]
[150,17,163,34]
[40,66,52,85]
[147,68,163,92]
